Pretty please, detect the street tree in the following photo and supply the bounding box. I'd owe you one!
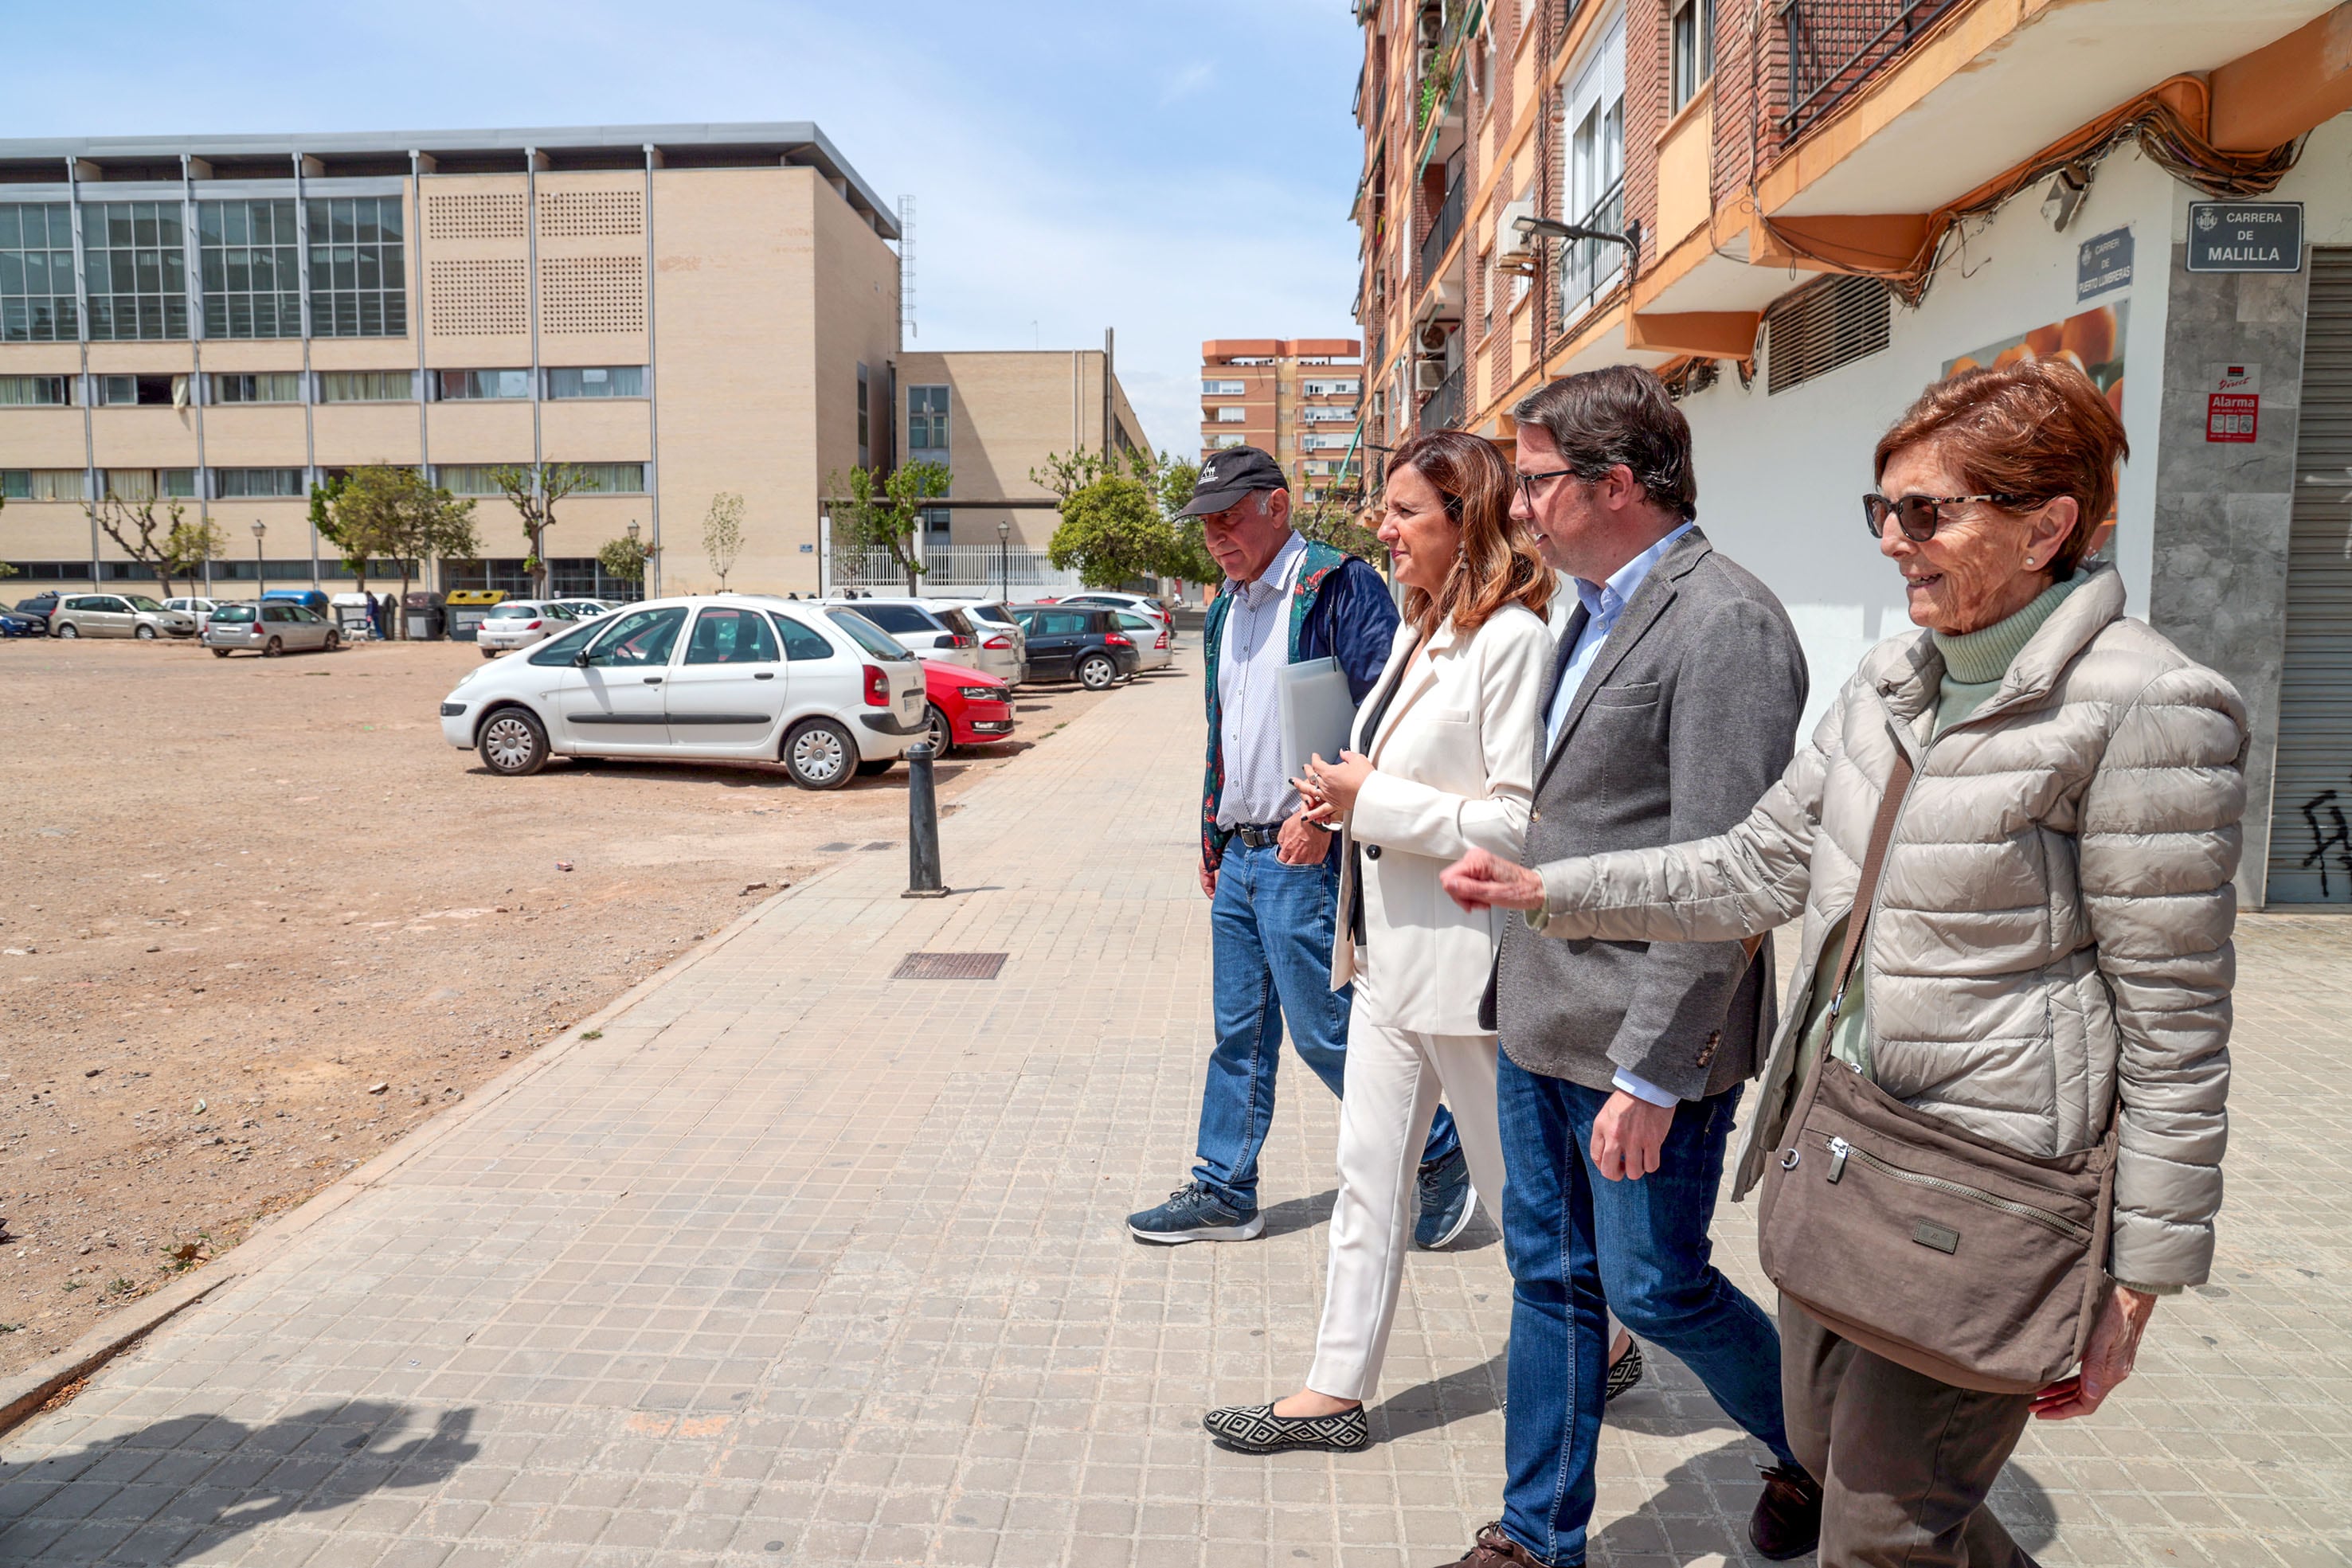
[86,491,215,600]
[596,534,648,588]
[1028,449,1113,502]
[1047,474,1172,589]
[488,463,599,597]
[1144,452,1219,585]
[702,492,745,589]
[0,492,15,581]
[324,466,476,621]
[162,515,227,592]
[827,460,949,592]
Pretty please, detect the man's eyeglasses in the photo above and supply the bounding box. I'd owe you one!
[1862,491,2036,543]
[1514,468,1578,504]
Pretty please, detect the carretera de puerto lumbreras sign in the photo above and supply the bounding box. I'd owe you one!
[2186,202,2303,273]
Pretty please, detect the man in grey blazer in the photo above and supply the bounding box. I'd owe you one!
[1434,368,1818,1568]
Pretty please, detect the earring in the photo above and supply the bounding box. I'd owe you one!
[2025,557,2036,567]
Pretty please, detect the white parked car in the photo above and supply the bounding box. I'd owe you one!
[439,595,929,789]
[49,592,198,640]
[475,600,581,658]
[939,599,1029,686]
[819,597,981,672]
[1112,609,1174,671]
[161,596,225,633]
[1060,591,1172,630]
[551,598,616,619]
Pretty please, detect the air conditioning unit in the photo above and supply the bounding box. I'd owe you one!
[1497,199,1536,261]
[1415,359,1448,392]
[1416,320,1450,354]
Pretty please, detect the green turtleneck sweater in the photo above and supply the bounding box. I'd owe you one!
[1794,575,2082,1081]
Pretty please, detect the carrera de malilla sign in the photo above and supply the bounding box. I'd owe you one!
[2187,201,2303,273]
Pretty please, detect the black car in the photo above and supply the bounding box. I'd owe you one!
[11,593,58,634]
[1011,604,1141,690]
[0,605,43,638]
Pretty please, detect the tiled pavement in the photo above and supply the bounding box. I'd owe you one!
[2,650,2347,1567]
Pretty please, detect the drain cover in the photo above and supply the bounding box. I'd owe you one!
[816,841,854,853]
[860,841,894,851]
[892,952,1008,980]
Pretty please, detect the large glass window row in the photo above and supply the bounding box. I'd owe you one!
[307,197,405,338]
[0,205,78,342]
[85,202,189,342]
[198,199,300,339]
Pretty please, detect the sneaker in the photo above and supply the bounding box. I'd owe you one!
[1606,1339,1646,1403]
[1748,1463,1823,1561]
[1414,1150,1477,1249]
[1129,1182,1265,1245]
[1203,1400,1369,1453]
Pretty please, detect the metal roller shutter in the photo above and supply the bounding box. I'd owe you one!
[2266,248,2352,904]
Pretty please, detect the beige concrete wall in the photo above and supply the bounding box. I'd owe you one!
[314,403,422,467]
[425,402,534,465]
[0,409,87,467]
[897,349,1152,548]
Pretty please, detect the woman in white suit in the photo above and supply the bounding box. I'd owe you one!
[1204,429,1555,1454]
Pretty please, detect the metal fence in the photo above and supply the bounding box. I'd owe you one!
[1419,174,1466,291]
[1421,362,1466,432]
[1782,0,1965,140]
[1558,178,1628,327]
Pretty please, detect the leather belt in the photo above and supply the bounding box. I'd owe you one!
[1230,823,1285,849]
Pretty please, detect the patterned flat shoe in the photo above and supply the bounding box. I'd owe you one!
[1606,1339,1646,1403]
[1203,1401,1371,1453]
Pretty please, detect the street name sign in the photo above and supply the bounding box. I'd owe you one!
[2186,203,2303,273]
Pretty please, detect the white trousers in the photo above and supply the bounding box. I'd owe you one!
[1305,1019,1511,1402]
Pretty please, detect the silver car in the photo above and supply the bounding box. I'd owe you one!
[49,592,198,640]
[475,600,581,659]
[203,600,341,657]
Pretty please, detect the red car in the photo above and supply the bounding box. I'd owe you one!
[919,660,1015,757]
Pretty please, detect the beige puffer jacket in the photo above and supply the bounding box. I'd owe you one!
[1532,565,2245,1291]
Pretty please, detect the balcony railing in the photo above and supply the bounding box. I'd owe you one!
[1783,0,1967,141]
[1558,178,1628,325]
[1420,362,1465,432]
[1419,174,1465,291]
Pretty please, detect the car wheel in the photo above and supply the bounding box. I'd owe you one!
[324,630,340,652]
[263,636,284,656]
[781,718,858,790]
[209,648,232,659]
[481,647,499,660]
[924,703,955,759]
[478,707,550,776]
[56,622,78,639]
[135,624,157,640]
[1077,652,1116,690]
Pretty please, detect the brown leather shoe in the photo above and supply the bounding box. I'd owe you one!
[1749,1464,1823,1560]
[1434,1521,1572,1567]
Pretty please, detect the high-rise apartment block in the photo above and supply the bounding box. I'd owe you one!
[1352,0,2352,909]
[0,124,901,597]
[1199,338,1363,503]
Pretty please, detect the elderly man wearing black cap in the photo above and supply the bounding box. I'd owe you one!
[1128,447,1477,1249]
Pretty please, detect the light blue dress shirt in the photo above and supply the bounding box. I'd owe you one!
[1540,520,1696,1107]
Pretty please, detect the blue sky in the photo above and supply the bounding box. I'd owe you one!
[0,0,1368,463]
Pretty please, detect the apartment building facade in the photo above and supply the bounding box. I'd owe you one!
[1199,338,1364,502]
[0,123,901,600]
[1352,0,2352,908]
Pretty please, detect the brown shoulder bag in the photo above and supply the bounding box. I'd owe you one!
[1755,747,2117,1395]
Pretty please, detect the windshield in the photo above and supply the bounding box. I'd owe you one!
[488,603,537,618]
[965,604,1013,625]
[826,608,913,661]
[211,604,256,623]
[528,620,605,666]
[124,595,164,611]
[849,604,937,635]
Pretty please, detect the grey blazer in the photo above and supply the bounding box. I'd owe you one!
[1485,526,1809,1100]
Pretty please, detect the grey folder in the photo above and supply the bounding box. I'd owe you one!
[1278,656,1358,779]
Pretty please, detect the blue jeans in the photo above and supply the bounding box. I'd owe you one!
[1193,836,1460,1211]
[1495,1056,1796,1566]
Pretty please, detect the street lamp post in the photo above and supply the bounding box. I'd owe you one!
[997,519,1010,603]
[251,519,265,596]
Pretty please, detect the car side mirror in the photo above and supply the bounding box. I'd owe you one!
[572,650,592,667]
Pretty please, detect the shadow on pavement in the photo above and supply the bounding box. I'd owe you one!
[0,1402,477,1559]
[1258,1189,1337,1239]
[1377,1351,1508,1441]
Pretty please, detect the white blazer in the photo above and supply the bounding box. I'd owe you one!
[1330,601,1552,1034]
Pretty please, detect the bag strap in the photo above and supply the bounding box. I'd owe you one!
[1826,747,1915,1026]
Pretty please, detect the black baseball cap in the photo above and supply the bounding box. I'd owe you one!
[1178,446,1289,518]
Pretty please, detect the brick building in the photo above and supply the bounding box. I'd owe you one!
[1199,338,1363,503]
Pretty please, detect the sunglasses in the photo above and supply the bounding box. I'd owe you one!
[1862,491,2037,542]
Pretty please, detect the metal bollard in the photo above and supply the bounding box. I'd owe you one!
[902,742,949,898]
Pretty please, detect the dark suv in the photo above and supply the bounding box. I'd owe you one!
[13,592,59,633]
[1012,604,1141,690]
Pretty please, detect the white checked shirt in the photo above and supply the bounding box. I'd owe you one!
[1215,531,1309,829]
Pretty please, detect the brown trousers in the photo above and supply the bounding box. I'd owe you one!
[1782,1297,2041,1568]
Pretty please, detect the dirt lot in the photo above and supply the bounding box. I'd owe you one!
[0,632,1147,1377]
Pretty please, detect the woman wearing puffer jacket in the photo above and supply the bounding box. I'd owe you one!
[1442,357,2243,1568]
